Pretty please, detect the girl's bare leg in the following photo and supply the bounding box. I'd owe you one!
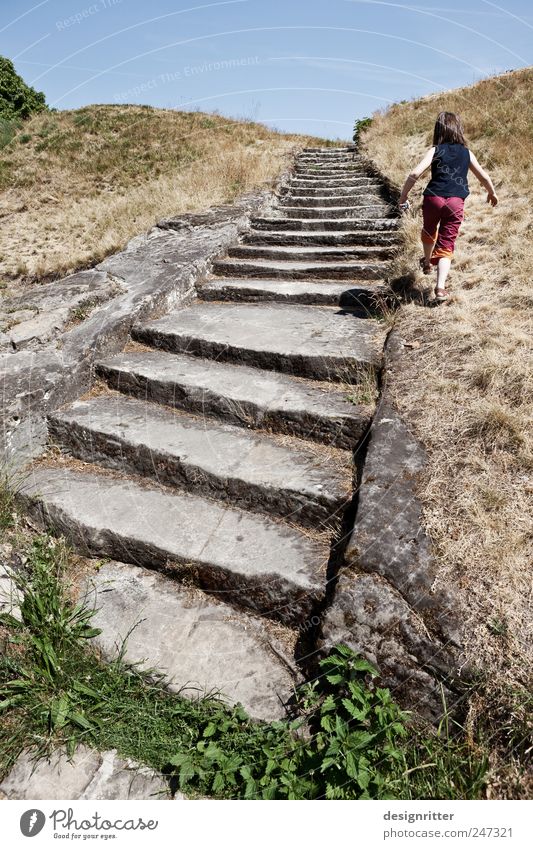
[436,257,452,292]
[420,239,434,273]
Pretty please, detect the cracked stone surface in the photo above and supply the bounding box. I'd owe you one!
[0,270,116,352]
[48,394,352,528]
[345,399,460,645]
[134,302,386,381]
[83,561,297,720]
[96,350,371,449]
[0,746,175,800]
[22,465,327,626]
[321,571,457,721]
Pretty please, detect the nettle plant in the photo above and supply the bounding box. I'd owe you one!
[168,645,410,800]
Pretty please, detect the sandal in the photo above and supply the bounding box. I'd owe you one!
[419,257,432,275]
[434,288,449,302]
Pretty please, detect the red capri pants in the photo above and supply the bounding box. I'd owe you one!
[421,196,465,264]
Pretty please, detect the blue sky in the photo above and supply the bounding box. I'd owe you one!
[2,0,532,138]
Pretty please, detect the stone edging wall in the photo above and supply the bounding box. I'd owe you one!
[321,331,465,721]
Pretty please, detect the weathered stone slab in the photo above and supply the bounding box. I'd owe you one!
[287,179,380,190]
[302,146,353,152]
[22,466,327,626]
[7,310,69,350]
[279,194,385,208]
[250,217,398,232]
[321,387,463,720]
[294,169,367,177]
[296,159,364,166]
[133,302,386,381]
[346,401,460,644]
[48,394,352,528]
[0,746,172,800]
[321,572,457,722]
[84,561,297,719]
[0,270,116,352]
[243,230,399,247]
[212,257,386,281]
[226,244,391,262]
[198,278,389,309]
[97,351,371,449]
[277,205,391,220]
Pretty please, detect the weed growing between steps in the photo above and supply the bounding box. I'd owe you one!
[0,472,16,530]
[0,534,490,799]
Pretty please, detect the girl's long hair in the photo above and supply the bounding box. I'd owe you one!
[432,111,466,146]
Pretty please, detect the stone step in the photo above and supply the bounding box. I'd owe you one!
[293,172,367,181]
[244,230,399,247]
[284,182,381,194]
[278,186,383,200]
[211,257,386,281]
[84,562,298,720]
[297,156,357,164]
[301,146,355,151]
[22,466,328,626]
[132,302,386,382]
[302,146,354,152]
[250,217,399,232]
[48,394,352,529]
[226,244,392,262]
[295,165,365,173]
[278,194,385,208]
[198,277,390,311]
[275,205,391,220]
[289,179,379,190]
[96,351,371,450]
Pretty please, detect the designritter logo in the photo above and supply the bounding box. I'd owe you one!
[20,809,46,837]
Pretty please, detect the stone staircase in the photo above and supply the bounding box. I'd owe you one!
[22,147,400,720]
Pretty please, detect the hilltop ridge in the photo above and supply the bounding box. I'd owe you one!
[0,104,335,283]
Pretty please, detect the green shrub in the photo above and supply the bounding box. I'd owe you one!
[353,116,373,145]
[0,56,46,121]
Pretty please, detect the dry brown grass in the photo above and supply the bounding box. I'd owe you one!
[362,68,533,793]
[0,105,328,283]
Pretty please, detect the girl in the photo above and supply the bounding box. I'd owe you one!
[398,111,498,302]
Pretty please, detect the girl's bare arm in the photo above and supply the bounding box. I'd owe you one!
[469,151,498,205]
[398,147,435,204]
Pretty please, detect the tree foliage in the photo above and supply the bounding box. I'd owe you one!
[0,56,47,121]
[353,116,373,145]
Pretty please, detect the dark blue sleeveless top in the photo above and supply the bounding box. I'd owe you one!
[423,143,470,198]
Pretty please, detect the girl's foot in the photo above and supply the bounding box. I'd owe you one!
[434,287,449,302]
[419,257,432,275]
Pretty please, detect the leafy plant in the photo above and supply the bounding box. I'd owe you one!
[166,646,413,799]
[0,537,103,742]
[295,646,410,798]
[0,56,46,122]
[353,116,373,145]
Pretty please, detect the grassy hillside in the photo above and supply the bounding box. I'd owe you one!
[0,105,330,283]
[361,68,532,795]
